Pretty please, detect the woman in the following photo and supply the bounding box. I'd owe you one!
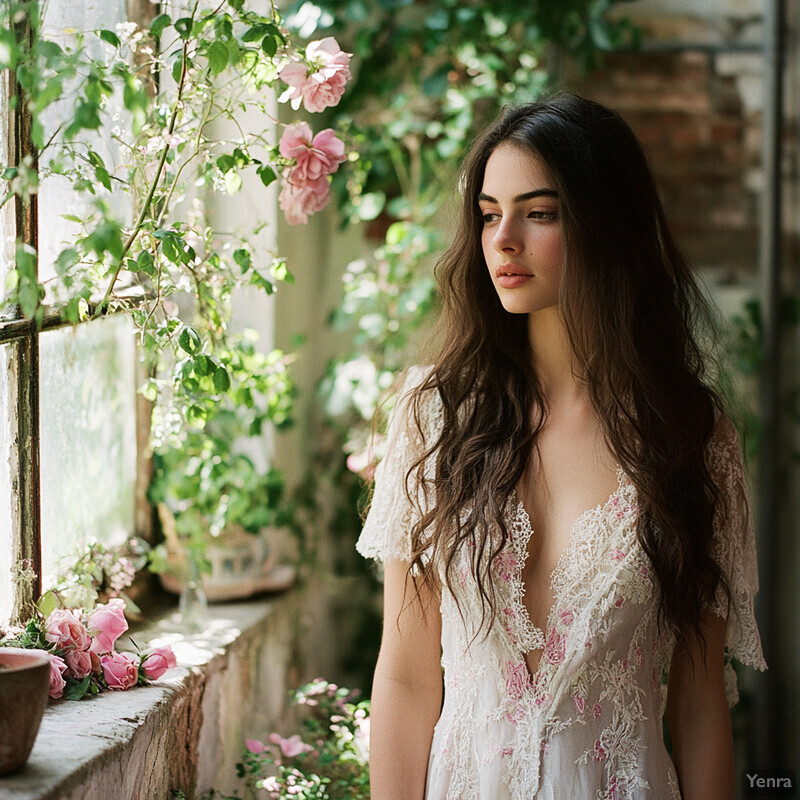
[356,94,766,800]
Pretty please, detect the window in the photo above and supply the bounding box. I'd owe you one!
[0,0,148,625]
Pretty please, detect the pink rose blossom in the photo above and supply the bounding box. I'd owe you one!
[141,646,177,680]
[45,608,90,651]
[279,172,331,225]
[246,738,267,754]
[64,649,93,680]
[279,123,346,183]
[279,37,352,113]
[100,651,139,690]
[48,654,68,699]
[88,598,128,654]
[268,733,313,758]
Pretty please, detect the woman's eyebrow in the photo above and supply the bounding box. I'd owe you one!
[478,189,559,204]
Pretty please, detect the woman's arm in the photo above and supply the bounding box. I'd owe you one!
[369,557,443,800]
[666,612,734,800]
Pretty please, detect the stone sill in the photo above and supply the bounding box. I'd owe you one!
[0,594,295,800]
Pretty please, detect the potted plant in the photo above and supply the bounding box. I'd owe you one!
[147,332,297,602]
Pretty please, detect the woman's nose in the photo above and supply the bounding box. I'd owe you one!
[493,218,522,254]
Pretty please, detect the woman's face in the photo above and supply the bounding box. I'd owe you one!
[479,143,564,316]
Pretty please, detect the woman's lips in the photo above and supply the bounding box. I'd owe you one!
[496,264,533,289]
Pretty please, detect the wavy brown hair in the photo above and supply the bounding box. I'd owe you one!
[404,93,729,655]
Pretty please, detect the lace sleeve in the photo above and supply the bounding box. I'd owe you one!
[706,415,767,706]
[355,366,441,564]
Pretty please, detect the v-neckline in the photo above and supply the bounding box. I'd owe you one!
[508,466,627,679]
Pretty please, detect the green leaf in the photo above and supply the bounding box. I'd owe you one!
[242,24,270,43]
[37,590,59,618]
[98,29,121,48]
[193,354,212,377]
[150,13,171,38]
[233,248,251,272]
[178,326,202,355]
[65,675,92,701]
[213,365,231,392]
[256,164,275,187]
[174,17,193,40]
[216,154,235,173]
[172,55,184,83]
[261,35,278,58]
[136,250,155,276]
[207,40,229,74]
[55,248,80,275]
[94,166,112,191]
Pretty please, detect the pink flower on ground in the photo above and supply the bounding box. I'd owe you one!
[45,608,90,651]
[246,739,267,754]
[87,598,128,654]
[141,646,177,680]
[64,649,93,680]
[279,37,352,113]
[279,172,331,226]
[48,654,68,699]
[268,733,313,758]
[100,651,139,690]
[279,123,345,183]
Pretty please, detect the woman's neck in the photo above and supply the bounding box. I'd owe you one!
[527,307,586,404]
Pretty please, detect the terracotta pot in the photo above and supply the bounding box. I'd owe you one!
[0,648,51,776]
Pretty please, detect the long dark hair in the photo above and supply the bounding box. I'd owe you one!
[405,93,728,655]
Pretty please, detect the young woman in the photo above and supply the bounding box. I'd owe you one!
[356,94,766,800]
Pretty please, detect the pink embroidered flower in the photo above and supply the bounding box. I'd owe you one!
[573,695,586,714]
[100,651,139,690]
[88,598,128,654]
[558,609,574,626]
[45,608,90,651]
[621,658,629,672]
[544,628,566,666]
[608,548,625,561]
[505,660,530,701]
[494,550,518,582]
[48,653,68,699]
[279,172,331,225]
[593,703,602,719]
[593,739,607,761]
[279,37,352,113]
[614,597,625,608]
[64,648,93,679]
[141,646,177,680]
[635,647,645,666]
[279,123,346,183]
[269,733,313,758]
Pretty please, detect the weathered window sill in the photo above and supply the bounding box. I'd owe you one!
[0,593,295,800]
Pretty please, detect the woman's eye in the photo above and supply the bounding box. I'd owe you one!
[529,210,558,221]
[481,212,500,224]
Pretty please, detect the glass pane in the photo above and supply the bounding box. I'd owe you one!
[38,0,131,297]
[0,67,15,319]
[0,343,15,624]
[39,315,137,585]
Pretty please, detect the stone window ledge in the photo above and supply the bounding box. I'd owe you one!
[0,594,295,800]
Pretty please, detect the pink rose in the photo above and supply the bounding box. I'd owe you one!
[141,646,177,680]
[45,608,90,651]
[268,733,313,758]
[279,37,352,113]
[64,649,93,679]
[245,738,267,754]
[279,123,345,183]
[100,651,139,690]
[88,598,128,654]
[279,172,331,225]
[48,654,68,699]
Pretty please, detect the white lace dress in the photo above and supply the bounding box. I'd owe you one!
[356,368,767,800]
